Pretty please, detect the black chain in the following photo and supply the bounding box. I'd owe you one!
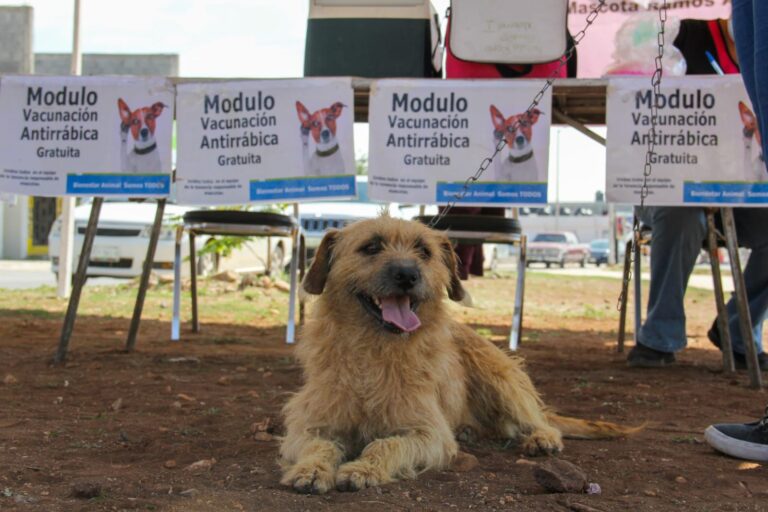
[428,0,607,228]
[617,1,668,311]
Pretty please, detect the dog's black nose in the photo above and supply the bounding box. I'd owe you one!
[140,127,149,139]
[388,262,420,291]
[515,135,525,146]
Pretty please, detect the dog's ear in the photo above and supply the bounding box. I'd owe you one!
[118,98,132,124]
[296,101,311,124]
[327,102,344,120]
[526,108,542,125]
[303,229,339,295]
[490,105,506,131]
[150,102,165,117]
[739,101,756,130]
[439,236,466,302]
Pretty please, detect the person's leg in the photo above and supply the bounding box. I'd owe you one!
[469,245,484,277]
[636,207,707,353]
[733,0,767,163]
[453,243,474,280]
[725,208,768,355]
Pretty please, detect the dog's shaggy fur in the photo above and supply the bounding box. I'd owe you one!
[280,216,635,494]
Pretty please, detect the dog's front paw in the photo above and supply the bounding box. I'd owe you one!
[521,429,563,456]
[335,461,389,492]
[280,463,335,494]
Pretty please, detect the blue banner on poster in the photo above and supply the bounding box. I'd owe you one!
[66,174,170,195]
[436,182,548,204]
[683,182,768,204]
[249,175,356,201]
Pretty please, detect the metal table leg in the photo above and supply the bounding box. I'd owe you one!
[54,197,103,364]
[171,225,183,341]
[126,198,166,352]
[705,210,735,373]
[721,208,762,389]
[509,235,527,351]
[286,227,300,344]
[617,239,634,353]
[633,236,642,342]
[299,233,306,325]
[189,232,200,333]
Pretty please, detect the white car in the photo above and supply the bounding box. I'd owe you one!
[48,200,290,279]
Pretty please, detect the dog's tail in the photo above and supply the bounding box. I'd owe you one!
[546,412,644,440]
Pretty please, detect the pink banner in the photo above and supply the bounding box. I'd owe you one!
[568,1,732,77]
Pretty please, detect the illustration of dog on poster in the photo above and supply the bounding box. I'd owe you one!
[490,105,545,183]
[296,101,347,177]
[738,101,766,182]
[118,98,166,174]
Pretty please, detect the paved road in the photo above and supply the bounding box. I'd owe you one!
[0,260,124,290]
[526,265,732,293]
[0,259,731,292]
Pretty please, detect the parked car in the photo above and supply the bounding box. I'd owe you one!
[48,200,289,279]
[589,238,610,266]
[526,231,589,268]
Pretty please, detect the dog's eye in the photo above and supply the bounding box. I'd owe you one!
[415,242,431,260]
[132,119,141,125]
[359,241,382,256]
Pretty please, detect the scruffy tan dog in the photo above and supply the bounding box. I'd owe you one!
[280,216,634,494]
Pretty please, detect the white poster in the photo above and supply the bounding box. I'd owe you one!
[175,78,355,205]
[607,76,767,206]
[368,79,551,206]
[0,76,174,197]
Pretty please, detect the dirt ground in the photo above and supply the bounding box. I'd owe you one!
[0,272,766,512]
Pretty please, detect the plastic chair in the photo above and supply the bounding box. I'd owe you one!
[171,210,305,344]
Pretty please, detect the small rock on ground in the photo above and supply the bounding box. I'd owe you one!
[533,459,588,493]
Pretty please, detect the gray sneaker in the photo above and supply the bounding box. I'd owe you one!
[704,407,768,462]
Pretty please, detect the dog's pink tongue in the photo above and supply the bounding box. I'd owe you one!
[380,296,421,332]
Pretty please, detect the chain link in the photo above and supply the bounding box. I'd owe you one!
[428,0,608,228]
[617,0,668,311]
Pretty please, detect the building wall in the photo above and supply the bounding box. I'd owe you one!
[0,6,33,74]
[35,53,180,76]
[0,6,33,258]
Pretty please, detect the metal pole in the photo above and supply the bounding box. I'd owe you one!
[705,210,735,373]
[617,239,633,353]
[189,232,199,332]
[125,199,166,351]
[608,203,617,266]
[554,128,561,231]
[509,234,527,351]
[286,203,300,344]
[633,233,642,342]
[171,225,183,341]
[54,197,101,364]
[56,0,83,299]
[721,208,762,388]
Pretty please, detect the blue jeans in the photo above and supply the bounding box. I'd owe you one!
[733,0,768,167]
[638,207,768,355]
